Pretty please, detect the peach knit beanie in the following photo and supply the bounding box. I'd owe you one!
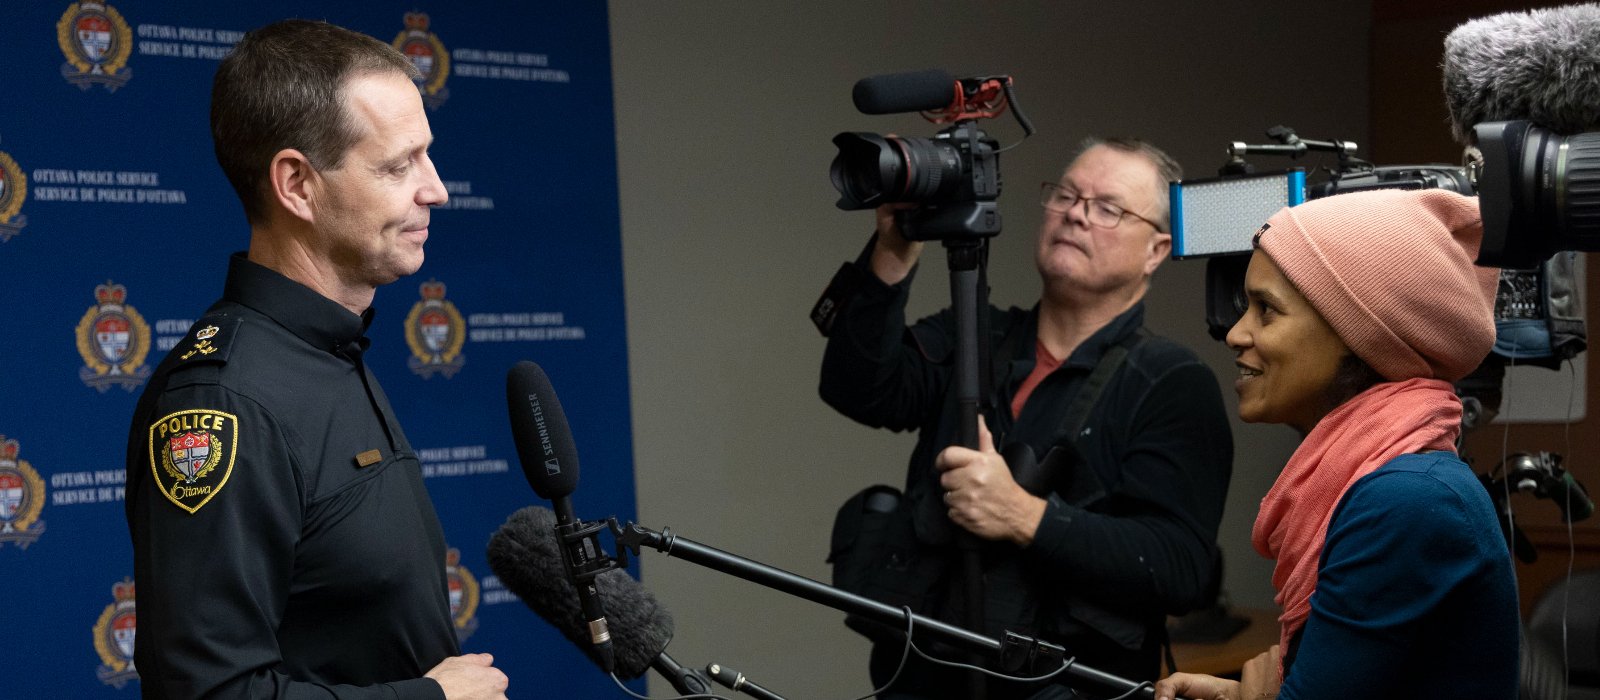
[1254,189,1500,382]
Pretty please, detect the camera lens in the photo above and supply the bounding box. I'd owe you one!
[1555,131,1600,243]
[829,132,965,210]
[1474,121,1600,268]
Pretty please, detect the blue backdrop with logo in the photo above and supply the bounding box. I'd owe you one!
[0,2,635,697]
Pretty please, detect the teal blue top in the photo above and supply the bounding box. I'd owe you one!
[1280,452,1520,699]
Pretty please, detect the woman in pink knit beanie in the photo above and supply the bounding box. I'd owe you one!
[1157,189,1520,700]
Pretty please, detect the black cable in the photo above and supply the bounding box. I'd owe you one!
[610,672,729,700]
[848,606,917,700]
[907,637,1074,685]
[1103,681,1155,700]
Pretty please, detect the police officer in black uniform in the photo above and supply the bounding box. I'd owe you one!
[125,20,508,700]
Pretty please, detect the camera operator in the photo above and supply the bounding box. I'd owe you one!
[820,137,1233,698]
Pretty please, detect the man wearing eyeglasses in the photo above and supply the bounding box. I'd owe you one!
[819,137,1233,698]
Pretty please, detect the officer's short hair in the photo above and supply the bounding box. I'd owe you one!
[211,19,420,223]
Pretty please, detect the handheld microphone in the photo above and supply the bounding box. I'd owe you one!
[851,69,957,114]
[1442,4,1600,143]
[506,360,579,501]
[505,361,613,672]
[487,505,672,679]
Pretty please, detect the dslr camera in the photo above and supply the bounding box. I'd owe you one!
[829,69,1034,241]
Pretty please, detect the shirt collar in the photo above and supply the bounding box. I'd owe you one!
[1063,302,1145,369]
[1016,301,1146,370]
[222,252,374,357]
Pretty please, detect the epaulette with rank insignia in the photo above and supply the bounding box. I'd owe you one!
[174,314,241,366]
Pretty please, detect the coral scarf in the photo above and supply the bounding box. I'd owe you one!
[1251,378,1463,679]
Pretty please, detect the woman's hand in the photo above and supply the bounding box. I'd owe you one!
[1154,645,1281,700]
[1238,645,1282,699]
[1153,672,1240,700]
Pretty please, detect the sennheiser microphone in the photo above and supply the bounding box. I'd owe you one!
[851,69,957,115]
[505,361,614,672]
[487,506,712,694]
[506,360,579,500]
[1442,4,1600,142]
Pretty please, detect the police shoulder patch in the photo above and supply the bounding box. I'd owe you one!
[176,314,241,365]
[148,408,238,514]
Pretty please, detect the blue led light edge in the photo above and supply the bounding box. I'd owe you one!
[1169,181,1186,254]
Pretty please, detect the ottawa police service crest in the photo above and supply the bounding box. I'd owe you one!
[148,409,238,514]
[405,279,466,378]
[93,578,139,688]
[0,146,29,242]
[76,280,153,392]
[446,547,480,643]
[393,12,450,110]
[57,1,134,91]
[0,436,48,549]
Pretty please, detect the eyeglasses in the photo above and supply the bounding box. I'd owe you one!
[1039,182,1163,232]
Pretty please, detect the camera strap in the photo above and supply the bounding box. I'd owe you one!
[1007,328,1147,497]
[1053,328,1146,447]
[810,233,885,337]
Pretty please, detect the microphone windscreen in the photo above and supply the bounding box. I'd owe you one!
[852,69,957,115]
[1443,4,1600,142]
[487,506,673,680]
[506,361,580,501]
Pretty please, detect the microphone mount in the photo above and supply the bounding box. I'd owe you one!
[651,651,714,696]
[608,518,1155,698]
[556,516,621,585]
[1222,125,1368,179]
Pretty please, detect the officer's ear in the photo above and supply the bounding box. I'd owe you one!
[267,148,317,225]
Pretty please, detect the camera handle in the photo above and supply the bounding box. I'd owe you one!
[1481,451,1596,564]
[946,236,993,700]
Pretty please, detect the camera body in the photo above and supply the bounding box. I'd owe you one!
[1308,164,1473,200]
[830,122,1002,241]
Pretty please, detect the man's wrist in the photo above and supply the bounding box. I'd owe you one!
[1011,493,1048,547]
[391,676,448,700]
[869,243,917,285]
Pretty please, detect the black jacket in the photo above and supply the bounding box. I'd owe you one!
[820,257,1232,686]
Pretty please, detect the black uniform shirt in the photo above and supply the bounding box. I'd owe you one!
[126,253,458,699]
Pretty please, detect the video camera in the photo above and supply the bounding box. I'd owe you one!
[1168,123,1599,340]
[829,69,1035,241]
[1472,121,1600,268]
